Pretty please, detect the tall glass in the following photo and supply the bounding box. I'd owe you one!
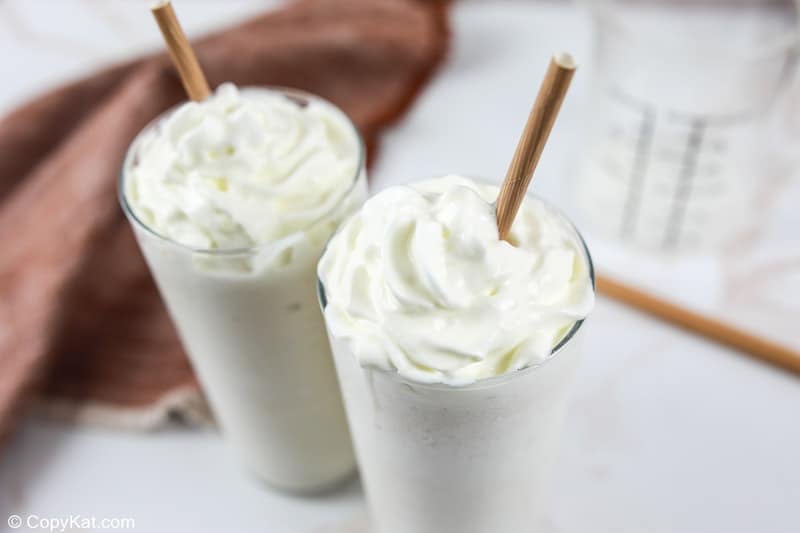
[120,88,367,493]
[573,0,799,252]
[319,192,594,533]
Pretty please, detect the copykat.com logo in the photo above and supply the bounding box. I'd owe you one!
[7,514,135,531]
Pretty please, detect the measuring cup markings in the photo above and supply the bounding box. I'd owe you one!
[594,85,766,250]
[662,117,706,249]
[610,88,657,242]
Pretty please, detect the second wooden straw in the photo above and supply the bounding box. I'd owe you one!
[493,54,799,376]
[495,53,576,241]
[151,0,211,101]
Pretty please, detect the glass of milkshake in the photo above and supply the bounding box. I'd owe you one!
[120,83,366,492]
[318,175,594,532]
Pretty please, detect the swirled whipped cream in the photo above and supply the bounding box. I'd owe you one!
[124,83,360,249]
[319,175,594,385]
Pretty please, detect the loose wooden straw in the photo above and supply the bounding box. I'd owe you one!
[597,274,800,376]
[151,0,210,101]
[496,53,576,241]
[494,54,800,376]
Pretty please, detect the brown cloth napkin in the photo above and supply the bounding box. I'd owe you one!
[0,0,449,441]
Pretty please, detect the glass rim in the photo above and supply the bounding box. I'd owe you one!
[589,0,800,61]
[317,182,596,392]
[118,85,366,257]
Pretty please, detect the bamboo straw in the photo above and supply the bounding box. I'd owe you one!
[496,53,576,241]
[596,274,800,376]
[151,0,210,101]
[493,53,799,376]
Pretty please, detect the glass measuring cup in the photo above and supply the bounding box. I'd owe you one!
[573,0,799,252]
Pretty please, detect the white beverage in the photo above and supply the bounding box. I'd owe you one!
[318,176,594,531]
[121,84,366,492]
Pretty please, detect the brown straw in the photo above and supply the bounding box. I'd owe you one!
[151,1,211,101]
[496,53,576,241]
[597,274,800,376]
[493,53,799,376]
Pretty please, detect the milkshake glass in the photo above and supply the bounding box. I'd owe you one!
[318,176,594,532]
[120,84,366,492]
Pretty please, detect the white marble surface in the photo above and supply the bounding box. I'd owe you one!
[1,1,799,532]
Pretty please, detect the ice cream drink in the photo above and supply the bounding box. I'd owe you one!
[318,175,594,531]
[120,83,366,492]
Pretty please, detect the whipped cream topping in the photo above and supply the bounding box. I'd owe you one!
[319,175,594,386]
[124,83,360,250]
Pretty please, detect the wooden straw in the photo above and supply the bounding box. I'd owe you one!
[496,53,576,241]
[597,274,800,376]
[493,53,799,376]
[151,0,210,101]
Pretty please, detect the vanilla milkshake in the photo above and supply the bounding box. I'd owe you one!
[120,84,366,492]
[318,175,594,532]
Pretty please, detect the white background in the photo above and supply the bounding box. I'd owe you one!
[1,1,798,532]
